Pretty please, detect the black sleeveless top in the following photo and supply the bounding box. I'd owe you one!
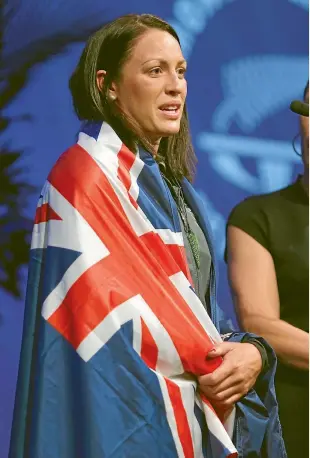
[226,177,309,333]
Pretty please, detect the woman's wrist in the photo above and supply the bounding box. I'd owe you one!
[242,336,269,373]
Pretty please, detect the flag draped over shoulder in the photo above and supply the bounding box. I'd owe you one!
[9,122,284,458]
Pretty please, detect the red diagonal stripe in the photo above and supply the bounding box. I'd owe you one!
[142,234,192,284]
[34,203,62,224]
[165,378,194,458]
[140,318,158,370]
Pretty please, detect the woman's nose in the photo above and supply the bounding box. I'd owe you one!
[165,72,184,94]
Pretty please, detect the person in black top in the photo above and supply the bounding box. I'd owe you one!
[225,82,309,457]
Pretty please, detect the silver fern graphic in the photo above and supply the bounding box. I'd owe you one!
[213,55,308,133]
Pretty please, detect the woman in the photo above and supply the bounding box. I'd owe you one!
[10,14,285,458]
[226,82,309,457]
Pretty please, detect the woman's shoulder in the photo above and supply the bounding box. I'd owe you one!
[47,140,103,189]
[228,181,298,222]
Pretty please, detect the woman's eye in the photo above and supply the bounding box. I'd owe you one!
[149,67,162,76]
[178,68,187,77]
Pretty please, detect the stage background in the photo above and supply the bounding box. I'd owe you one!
[0,1,308,456]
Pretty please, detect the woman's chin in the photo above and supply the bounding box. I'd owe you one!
[157,121,181,137]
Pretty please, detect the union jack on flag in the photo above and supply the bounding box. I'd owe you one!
[10,122,238,458]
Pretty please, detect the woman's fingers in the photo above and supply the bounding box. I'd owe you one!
[200,381,246,403]
[201,373,245,396]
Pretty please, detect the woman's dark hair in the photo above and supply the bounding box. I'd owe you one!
[69,14,196,181]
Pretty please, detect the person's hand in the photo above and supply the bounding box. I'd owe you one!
[198,342,262,411]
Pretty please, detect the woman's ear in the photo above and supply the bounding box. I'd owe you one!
[96,70,106,92]
[96,70,118,102]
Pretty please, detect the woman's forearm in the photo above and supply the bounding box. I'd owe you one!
[240,315,309,370]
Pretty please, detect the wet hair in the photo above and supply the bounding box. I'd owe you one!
[69,14,196,181]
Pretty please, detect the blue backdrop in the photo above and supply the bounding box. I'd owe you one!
[0,1,308,456]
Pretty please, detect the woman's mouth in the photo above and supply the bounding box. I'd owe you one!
[158,103,181,120]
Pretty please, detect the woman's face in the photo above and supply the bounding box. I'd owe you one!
[112,29,187,147]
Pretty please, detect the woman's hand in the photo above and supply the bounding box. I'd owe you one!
[198,342,262,411]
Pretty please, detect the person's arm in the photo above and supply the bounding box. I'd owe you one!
[227,225,309,371]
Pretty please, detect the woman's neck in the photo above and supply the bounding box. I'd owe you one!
[150,138,161,156]
[145,133,162,156]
